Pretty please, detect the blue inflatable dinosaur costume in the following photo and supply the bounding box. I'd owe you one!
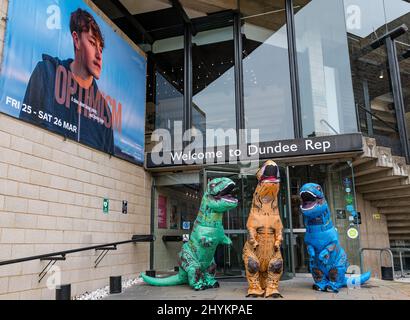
[299,183,371,293]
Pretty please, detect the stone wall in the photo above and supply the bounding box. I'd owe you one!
[357,193,391,279]
[0,0,151,299]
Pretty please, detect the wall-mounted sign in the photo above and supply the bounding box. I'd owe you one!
[146,133,363,169]
[355,212,362,225]
[347,227,359,239]
[103,198,109,214]
[336,209,346,220]
[182,221,191,230]
[0,0,146,165]
[373,213,381,220]
[183,234,190,242]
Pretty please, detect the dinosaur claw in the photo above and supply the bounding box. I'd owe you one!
[313,284,325,291]
[325,286,339,293]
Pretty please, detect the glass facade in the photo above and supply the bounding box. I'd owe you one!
[146,0,370,154]
[140,0,410,278]
[295,0,357,138]
[344,0,410,158]
[242,0,295,142]
[146,35,185,152]
[192,25,237,147]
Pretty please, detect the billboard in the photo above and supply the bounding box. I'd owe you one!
[0,0,146,165]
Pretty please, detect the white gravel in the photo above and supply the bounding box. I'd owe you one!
[73,277,144,300]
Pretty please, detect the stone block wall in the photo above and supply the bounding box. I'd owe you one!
[0,0,151,299]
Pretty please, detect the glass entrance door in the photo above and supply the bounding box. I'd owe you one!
[288,162,361,274]
[204,164,293,279]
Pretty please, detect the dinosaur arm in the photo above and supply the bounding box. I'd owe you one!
[307,245,316,258]
[246,212,259,248]
[200,236,214,248]
[319,243,337,264]
[274,211,283,250]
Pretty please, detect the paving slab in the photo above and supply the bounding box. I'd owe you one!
[105,276,410,300]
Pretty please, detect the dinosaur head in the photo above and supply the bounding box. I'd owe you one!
[206,177,238,213]
[299,183,327,218]
[256,160,281,184]
[253,160,281,208]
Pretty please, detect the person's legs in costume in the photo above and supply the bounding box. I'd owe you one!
[243,244,265,297]
[265,250,283,298]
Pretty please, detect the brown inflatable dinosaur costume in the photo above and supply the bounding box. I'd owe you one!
[243,160,284,298]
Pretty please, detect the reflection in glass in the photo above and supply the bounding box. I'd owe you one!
[192,26,237,148]
[295,0,357,138]
[180,0,237,18]
[242,0,294,142]
[388,2,410,151]
[153,173,201,271]
[146,36,184,152]
[344,0,410,40]
[344,0,408,155]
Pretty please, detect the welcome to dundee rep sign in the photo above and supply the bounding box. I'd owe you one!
[146,133,363,168]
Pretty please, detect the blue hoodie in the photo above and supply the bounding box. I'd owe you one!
[20,54,114,155]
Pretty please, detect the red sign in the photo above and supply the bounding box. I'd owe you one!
[158,195,167,229]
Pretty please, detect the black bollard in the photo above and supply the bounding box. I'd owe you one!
[381,266,394,281]
[56,284,71,300]
[110,276,122,294]
[146,270,156,277]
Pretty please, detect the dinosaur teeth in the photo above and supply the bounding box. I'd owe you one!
[300,191,319,210]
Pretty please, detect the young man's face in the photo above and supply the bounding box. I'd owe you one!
[74,29,103,79]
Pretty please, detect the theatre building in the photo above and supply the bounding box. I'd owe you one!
[0,0,410,299]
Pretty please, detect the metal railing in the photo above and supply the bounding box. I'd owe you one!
[391,247,410,278]
[0,234,155,283]
[357,104,398,133]
[359,247,410,280]
[359,247,395,279]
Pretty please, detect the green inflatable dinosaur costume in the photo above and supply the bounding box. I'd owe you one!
[141,177,238,291]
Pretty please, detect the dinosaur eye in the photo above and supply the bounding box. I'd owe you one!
[316,186,321,191]
[210,184,216,189]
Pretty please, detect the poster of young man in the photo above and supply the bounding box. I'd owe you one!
[0,0,146,165]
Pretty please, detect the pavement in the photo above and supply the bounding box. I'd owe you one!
[105,274,410,300]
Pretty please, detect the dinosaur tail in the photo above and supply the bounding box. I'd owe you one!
[344,271,372,287]
[140,272,187,287]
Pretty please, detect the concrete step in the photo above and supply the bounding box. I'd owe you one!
[387,227,410,235]
[379,206,410,214]
[363,187,410,201]
[374,200,410,208]
[354,145,395,176]
[386,214,410,221]
[354,160,392,177]
[355,169,402,186]
[357,178,410,194]
[390,235,410,241]
[388,221,410,228]
[356,136,410,241]
[391,156,409,176]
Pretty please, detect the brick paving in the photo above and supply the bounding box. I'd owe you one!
[105,275,410,300]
